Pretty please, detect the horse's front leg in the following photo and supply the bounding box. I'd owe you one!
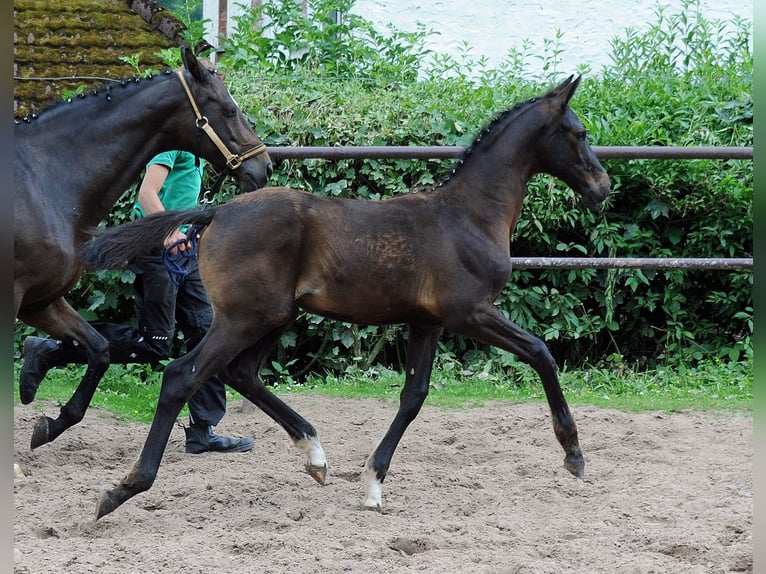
[362,324,442,511]
[222,335,328,484]
[96,346,216,520]
[18,297,110,448]
[448,304,584,478]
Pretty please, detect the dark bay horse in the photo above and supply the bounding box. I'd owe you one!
[14,47,272,449]
[81,75,610,519]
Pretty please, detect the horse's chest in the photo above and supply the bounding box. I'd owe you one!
[455,240,511,294]
[484,255,513,296]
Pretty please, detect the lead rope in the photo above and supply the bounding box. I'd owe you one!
[162,225,203,287]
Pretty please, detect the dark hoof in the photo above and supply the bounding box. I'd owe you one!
[30,416,53,449]
[95,490,119,521]
[306,463,327,485]
[564,453,585,478]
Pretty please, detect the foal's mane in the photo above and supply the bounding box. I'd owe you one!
[430,86,559,191]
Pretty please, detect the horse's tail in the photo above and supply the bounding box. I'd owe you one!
[80,208,218,270]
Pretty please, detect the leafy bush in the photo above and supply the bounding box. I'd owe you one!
[25,0,751,377]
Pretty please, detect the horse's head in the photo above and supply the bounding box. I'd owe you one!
[179,48,273,191]
[535,76,610,210]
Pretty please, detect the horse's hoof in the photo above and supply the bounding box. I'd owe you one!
[95,490,118,521]
[361,465,383,511]
[30,416,53,449]
[306,463,327,485]
[362,501,383,513]
[564,453,585,478]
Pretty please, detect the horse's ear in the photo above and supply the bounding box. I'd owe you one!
[550,75,581,110]
[181,47,207,83]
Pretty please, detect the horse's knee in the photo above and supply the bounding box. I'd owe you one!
[160,359,190,403]
[90,334,110,357]
[402,382,429,405]
[398,385,429,422]
[60,333,109,371]
[68,336,110,377]
[91,350,110,374]
[158,360,197,408]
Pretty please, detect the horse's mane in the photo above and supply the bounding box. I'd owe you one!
[15,69,178,124]
[16,55,227,125]
[423,95,542,192]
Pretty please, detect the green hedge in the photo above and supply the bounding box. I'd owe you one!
[21,0,751,377]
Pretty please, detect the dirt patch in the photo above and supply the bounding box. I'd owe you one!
[14,395,752,573]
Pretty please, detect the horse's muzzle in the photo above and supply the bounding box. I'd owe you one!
[237,154,273,191]
[582,172,611,210]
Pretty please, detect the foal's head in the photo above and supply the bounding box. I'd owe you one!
[178,48,273,191]
[533,76,610,209]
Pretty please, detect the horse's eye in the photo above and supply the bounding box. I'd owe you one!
[576,131,588,141]
[223,107,238,118]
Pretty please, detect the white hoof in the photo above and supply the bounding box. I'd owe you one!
[362,463,383,511]
[294,436,327,482]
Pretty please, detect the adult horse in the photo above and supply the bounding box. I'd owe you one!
[14,47,272,450]
[82,75,610,520]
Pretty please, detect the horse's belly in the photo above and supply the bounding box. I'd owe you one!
[297,284,439,326]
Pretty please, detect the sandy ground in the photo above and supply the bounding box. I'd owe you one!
[13,394,752,573]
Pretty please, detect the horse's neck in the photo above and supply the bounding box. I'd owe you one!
[438,132,536,242]
[23,75,187,227]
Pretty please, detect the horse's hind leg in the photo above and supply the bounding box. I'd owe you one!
[18,298,110,448]
[222,332,328,484]
[448,304,584,478]
[362,324,442,511]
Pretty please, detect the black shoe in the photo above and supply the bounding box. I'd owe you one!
[19,337,62,405]
[184,423,254,454]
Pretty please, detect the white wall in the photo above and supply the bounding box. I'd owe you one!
[202,0,752,75]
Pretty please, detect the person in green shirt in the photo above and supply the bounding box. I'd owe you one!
[20,150,254,454]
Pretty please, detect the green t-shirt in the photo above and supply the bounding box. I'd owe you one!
[133,150,204,218]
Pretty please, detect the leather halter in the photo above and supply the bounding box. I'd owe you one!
[175,70,267,170]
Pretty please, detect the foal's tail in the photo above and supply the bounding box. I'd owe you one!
[80,208,219,270]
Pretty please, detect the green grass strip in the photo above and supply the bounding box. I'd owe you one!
[13,358,752,425]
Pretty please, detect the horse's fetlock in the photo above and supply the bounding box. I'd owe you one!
[122,469,156,492]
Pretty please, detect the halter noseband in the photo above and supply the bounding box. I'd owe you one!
[175,70,267,171]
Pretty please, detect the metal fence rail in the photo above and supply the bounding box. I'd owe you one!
[510,257,753,270]
[264,145,753,272]
[267,146,753,161]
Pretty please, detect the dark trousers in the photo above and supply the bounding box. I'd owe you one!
[85,254,227,427]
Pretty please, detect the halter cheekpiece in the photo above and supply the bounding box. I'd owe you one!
[175,70,267,170]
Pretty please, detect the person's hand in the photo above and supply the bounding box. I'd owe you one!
[164,227,191,255]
